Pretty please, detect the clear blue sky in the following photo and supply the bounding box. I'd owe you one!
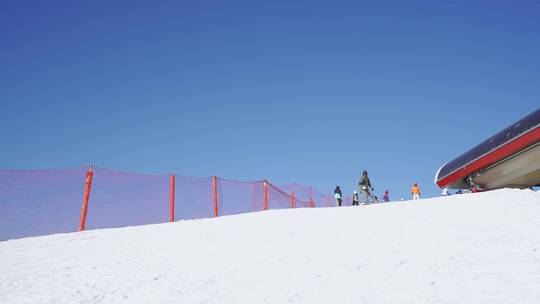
[1,0,539,200]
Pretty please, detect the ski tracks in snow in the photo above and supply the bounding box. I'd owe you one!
[1,189,540,303]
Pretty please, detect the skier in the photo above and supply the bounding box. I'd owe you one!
[411,183,421,200]
[334,186,343,207]
[441,187,449,196]
[352,190,360,206]
[383,190,390,202]
[359,171,374,204]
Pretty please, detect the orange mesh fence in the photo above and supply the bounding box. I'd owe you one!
[0,167,87,240]
[275,183,310,208]
[85,167,170,230]
[312,187,339,207]
[175,175,214,219]
[217,178,265,216]
[267,183,302,210]
[1,166,349,241]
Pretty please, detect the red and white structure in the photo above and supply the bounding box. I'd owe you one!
[435,108,540,190]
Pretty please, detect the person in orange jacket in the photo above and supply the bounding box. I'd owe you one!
[411,183,421,200]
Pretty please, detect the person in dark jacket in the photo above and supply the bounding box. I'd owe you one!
[352,190,360,206]
[334,186,343,206]
[359,171,374,204]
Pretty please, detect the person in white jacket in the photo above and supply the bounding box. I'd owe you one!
[441,187,449,196]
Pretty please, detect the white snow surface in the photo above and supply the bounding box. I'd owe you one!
[1,189,540,304]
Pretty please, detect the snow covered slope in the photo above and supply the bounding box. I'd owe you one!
[1,189,540,304]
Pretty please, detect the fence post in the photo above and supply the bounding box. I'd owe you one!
[170,174,175,222]
[79,165,94,231]
[291,191,295,208]
[213,176,219,217]
[263,181,269,210]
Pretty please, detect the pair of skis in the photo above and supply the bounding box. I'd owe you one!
[361,191,379,205]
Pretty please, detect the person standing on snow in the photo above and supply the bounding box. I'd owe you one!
[352,190,360,206]
[411,183,421,200]
[334,186,343,206]
[441,187,449,196]
[383,190,390,202]
[359,171,374,204]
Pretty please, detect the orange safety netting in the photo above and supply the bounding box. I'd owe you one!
[0,166,342,241]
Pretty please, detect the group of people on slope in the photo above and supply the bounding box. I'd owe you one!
[440,187,468,196]
[333,171,391,206]
[333,171,423,207]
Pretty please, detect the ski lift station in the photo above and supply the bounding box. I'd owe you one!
[435,108,540,190]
